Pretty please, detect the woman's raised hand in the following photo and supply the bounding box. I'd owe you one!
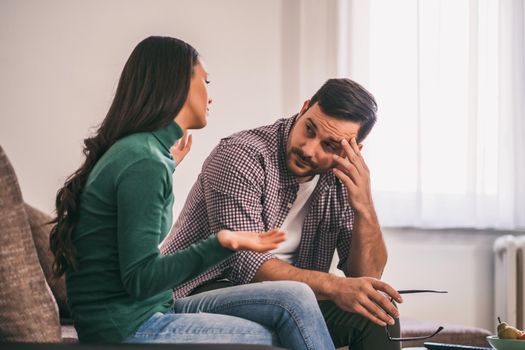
[170,130,193,167]
[217,229,286,252]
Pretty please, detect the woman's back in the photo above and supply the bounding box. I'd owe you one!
[67,123,181,342]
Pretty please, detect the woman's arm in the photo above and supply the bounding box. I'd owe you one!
[116,158,231,299]
[116,158,284,300]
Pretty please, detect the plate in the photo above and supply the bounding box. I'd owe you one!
[487,335,525,350]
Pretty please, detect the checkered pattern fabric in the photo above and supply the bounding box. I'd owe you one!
[161,116,355,299]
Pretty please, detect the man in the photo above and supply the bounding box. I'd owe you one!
[161,78,403,350]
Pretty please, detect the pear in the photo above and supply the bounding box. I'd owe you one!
[497,317,521,339]
[497,317,508,334]
[497,321,509,333]
[499,326,521,339]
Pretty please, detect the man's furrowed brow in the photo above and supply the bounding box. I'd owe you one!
[308,117,346,144]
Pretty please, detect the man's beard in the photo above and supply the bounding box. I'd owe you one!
[286,148,320,177]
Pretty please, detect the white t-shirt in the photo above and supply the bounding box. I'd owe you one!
[271,175,319,263]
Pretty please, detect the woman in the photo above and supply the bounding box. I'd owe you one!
[49,36,335,349]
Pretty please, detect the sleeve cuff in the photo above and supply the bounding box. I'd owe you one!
[204,234,236,262]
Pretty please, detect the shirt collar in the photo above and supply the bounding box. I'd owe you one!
[152,121,184,152]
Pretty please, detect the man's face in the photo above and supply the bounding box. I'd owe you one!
[286,102,362,181]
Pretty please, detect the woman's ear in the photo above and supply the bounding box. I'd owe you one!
[358,143,364,151]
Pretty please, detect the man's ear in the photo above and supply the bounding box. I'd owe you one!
[358,143,364,151]
[298,100,310,117]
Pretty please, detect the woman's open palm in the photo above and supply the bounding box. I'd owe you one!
[217,229,286,252]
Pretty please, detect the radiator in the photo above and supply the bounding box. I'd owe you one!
[494,235,525,330]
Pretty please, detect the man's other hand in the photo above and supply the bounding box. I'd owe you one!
[328,275,403,327]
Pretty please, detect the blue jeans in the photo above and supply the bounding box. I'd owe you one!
[126,281,335,350]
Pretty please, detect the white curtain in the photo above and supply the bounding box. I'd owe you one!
[342,0,525,229]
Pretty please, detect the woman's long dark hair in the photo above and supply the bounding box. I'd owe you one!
[49,36,199,278]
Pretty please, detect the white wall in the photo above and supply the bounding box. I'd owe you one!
[382,228,502,331]
[0,0,284,216]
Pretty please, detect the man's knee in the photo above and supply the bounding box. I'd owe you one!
[259,281,317,306]
[270,280,314,297]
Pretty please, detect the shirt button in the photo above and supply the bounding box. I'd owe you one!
[287,203,293,209]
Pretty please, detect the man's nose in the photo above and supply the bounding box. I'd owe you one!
[301,140,317,159]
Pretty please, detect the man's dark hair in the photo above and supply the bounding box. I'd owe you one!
[308,78,377,143]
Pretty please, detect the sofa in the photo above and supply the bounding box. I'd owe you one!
[0,144,491,348]
[0,144,76,343]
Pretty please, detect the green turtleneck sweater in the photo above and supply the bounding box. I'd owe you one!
[66,122,234,343]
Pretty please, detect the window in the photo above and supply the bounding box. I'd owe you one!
[350,0,525,229]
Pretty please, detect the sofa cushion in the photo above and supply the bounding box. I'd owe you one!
[0,145,62,342]
[25,203,70,318]
[401,318,492,348]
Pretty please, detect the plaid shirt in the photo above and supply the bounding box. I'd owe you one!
[161,116,355,299]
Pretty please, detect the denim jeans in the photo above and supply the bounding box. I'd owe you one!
[193,280,402,350]
[126,281,335,350]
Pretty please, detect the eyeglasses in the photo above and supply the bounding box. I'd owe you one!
[386,289,448,342]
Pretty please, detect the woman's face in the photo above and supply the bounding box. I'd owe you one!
[181,60,212,129]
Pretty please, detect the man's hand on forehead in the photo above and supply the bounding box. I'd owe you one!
[334,138,365,176]
[331,137,373,214]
